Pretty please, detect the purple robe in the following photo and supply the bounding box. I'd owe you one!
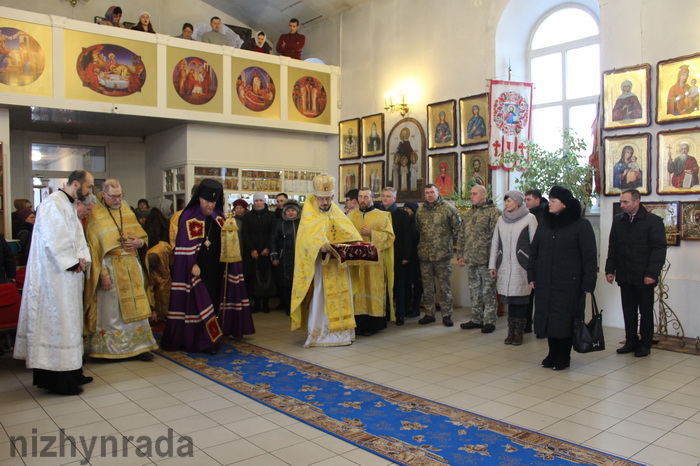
[160,206,254,352]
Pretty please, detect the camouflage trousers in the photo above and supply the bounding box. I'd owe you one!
[419,259,453,317]
[468,265,497,325]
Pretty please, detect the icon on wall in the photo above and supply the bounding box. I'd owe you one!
[292,76,327,118]
[235,66,275,112]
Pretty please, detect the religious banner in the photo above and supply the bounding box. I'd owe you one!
[488,80,533,171]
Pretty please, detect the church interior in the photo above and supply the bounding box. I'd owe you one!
[1,0,700,464]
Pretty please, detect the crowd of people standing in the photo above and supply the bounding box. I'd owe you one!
[10,169,666,396]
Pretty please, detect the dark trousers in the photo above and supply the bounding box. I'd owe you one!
[392,276,406,319]
[620,283,655,347]
[508,303,527,318]
[547,337,572,365]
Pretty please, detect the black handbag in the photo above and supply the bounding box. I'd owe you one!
[572,292,605,353]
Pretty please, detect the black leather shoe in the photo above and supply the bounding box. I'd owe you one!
[481,324,496,334]
[552,362,570,371]
[634,346,651,357]
[460,321,483,330]
[418,315,436,325]
[78,375,94,385]
[396,318,405,326]
[136,352,154,361]
[442,316,453,327]
[616,342,637,354]
[541,352,555,368]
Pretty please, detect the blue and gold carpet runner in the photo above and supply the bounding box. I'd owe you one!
[157,340,639,465]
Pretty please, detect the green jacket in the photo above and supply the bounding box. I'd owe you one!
[415,198,461,262]
[457,201,501,267]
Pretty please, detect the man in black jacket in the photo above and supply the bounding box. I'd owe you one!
[524,189,548,333]
[605,188,667,357]
[380,187,412,325]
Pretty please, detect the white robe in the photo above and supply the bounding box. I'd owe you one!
[305,256,355,348]
[14,191,91,371]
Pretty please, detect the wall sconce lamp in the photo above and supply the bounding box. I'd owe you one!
[384,90,409,117]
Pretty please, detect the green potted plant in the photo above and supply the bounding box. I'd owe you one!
[501,130,597,208]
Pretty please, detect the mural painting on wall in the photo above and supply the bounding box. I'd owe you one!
[292,76,327,118]
[386,118,426,202]
[235,66,275,112]
[76,44,145,97]
[0,27,45,87]
[173,57,217,105]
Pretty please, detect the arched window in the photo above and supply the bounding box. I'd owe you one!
[529,6,600,153]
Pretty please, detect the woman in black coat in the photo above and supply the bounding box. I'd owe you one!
[242,193,276,313]
[527,186,597,370]
[269,200,301,315]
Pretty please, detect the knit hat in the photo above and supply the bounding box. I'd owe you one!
[503,190,524,207]
[233,199,248,208]
[17,208,34,223]
[548,185,575,207]
[403,201,419,214]
[252,192,266,202]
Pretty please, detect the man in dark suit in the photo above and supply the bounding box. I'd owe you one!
[605,188,667,357]
[379,187,412,325]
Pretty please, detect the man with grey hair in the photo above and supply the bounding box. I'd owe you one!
[667,142,699,188]
[84,180,157,361]
[379,186,411,325]
[75,193,97,220]
[457,184,501,333]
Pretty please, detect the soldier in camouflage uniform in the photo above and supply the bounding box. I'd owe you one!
[415,184,462,327]
[457,185,501,333]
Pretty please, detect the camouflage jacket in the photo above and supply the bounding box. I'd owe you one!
[415,198,462,262]
[457,201,501,267]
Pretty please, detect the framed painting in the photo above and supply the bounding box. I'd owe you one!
[459,93,490,146]
[339,118,361,160]
[362,160,385,199]
[339,163,361,197]
[657,128,700,194]
[656,53,700,124]
[361,113,385,157]
[602,64,651,130]
[428,152,458,197]
[681,201,700,240]
[613,201,680,246]
[460,150,490,194]
[427,99,457,149]
[603,133,651,196]
[387,117,427,202]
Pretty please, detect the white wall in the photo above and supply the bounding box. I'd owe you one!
[0,109,10,235]
[303,0,700,338]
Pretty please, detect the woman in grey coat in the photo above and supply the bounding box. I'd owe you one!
[488,190,538,345]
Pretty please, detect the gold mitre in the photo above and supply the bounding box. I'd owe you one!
[313,174,335,197]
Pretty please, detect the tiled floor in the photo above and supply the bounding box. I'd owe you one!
[2,309,700,465]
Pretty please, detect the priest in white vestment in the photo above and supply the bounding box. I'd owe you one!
[14,170,95,396]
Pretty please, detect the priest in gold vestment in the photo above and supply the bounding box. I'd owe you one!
[348,187,395,336]
[290,175,362,347]
[84,179,158,361]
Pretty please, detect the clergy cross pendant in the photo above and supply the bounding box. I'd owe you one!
[204,238,212,249]
[117,236,127,244]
